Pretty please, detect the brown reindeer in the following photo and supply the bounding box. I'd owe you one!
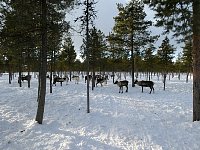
[114,80,128,93]
[134,80,154,94]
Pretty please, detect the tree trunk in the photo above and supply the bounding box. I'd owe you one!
[50,49,54,93]
[193,0,200,121]
[186,72,189,83]
[27,50,31,88]
[92,69,95,90]
[131,34,135,87]
[35,0,47,124]
[112,69,115,84]
[7,60,12,84]
[163,73,166,91]
[8,70,12,84]
[86,0,90,113]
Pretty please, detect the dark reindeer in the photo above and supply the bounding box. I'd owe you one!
[53,76,67,86]
[134,80,154,94]
[72,75,79,84]
[85,75,92,83]
[18,75,31,83]
[96,77,107,87]
[114,80,128,93]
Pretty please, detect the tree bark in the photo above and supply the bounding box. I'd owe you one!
[131,33,135,87]
[35,0,47,124]
[193,0,200,121]
[86,0,90,113]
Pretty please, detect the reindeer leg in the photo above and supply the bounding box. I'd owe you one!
[126,85,128,92]
[142,86,144,93]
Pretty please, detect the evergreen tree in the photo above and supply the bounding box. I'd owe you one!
[113,0,153,87]
[181,40,193,82]
[182,40,193,72]
[157,37,175,72]
[144,0,200,122]
[60,36,77,81]
[75,0,97,113]
[157,36,175,90]
[144,0,192,43]
[107,32,126,83]
[80,27,107,89]
[1,0,77,123]
[143,43,156,80]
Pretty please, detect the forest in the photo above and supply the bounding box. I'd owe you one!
[0,1,193,75]
[1,0,200,123]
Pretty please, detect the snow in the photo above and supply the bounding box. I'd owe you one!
[0,73,200,150]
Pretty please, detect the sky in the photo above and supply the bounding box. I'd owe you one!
[1,72,199,149]
[66,0,182,60]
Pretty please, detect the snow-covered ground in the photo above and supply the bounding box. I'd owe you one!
[0,72,199,150]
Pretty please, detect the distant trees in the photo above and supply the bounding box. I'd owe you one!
[59,36,77,81]
[157,36,175,73]
[107,32,129,83]
[80,27,107,89]
[1,0,199,122]
[143,43,156,80]
[157,36,175,90]
[181,40,193,82]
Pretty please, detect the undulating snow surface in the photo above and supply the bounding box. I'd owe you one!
[0,73,199,150]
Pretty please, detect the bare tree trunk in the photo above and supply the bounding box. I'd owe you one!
[7,59,12,84]
[193,0,200,121]
[8,70,12,84]
[186,72,189,83]
[86,0,90,113]
[35,0,47,124]
[112,69,115,84]
[27,51,31,88]
[18,60,22,87]
[131,35,135,87]
[49,49,54,93]
[92,69,95,90]
[163,73,166,91]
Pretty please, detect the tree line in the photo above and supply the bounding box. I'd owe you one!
[0,0,199,122]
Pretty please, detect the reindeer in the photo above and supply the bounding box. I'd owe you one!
[134,80,154,94]
[96,77,107,87]
[53,76,67,86]
[72,75,79,84]
[114,80,128,93]
[18,75,31,83]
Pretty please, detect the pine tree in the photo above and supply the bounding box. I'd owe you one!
[113,0,153,87]
[61,36,77,81]
[182,41,193,72]
[181,40,193,82]
[143,43,156,80]
[157,37,175,71]
[80,27,107,89]
[75,0,97,113]
[1,0,78,123]
[144,0,200,121]
[157,36,175,90]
